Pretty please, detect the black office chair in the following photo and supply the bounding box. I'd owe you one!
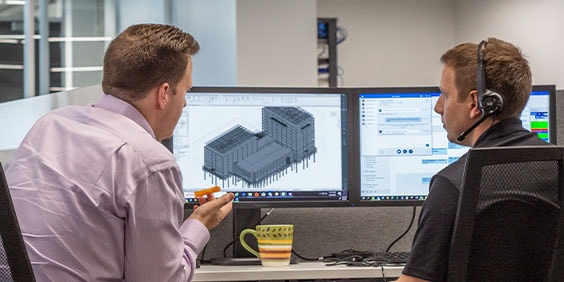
[447,146,564,282]
[0,162,35,281]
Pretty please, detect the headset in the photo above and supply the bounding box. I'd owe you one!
[457,40,504,142]
[476,40,504,115]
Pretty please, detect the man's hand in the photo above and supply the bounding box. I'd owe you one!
[190,193,235,230]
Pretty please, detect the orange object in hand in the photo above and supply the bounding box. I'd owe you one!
[194,186,221,197]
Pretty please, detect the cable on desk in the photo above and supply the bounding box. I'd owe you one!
[325,254,365,266]
[385,204,417,252]
[380,265,388,282]
[199,245,210,264]
[290,249,322,261]
[325,254,388,268]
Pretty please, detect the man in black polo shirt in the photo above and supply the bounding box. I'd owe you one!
[395,37,550,282]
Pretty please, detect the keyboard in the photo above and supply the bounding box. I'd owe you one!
[374,251,410,264]
[330,250,410,264]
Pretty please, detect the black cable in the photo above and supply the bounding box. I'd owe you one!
[318,45,328,58]
[385,204,417,252]
[221,208,275,258]
[380,265,387,282]
[199,244,210,264]
[325,254,366,266]
[291,249,320,261]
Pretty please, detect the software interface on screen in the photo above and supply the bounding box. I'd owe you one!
[172,89,350,205]
[358,89,553,203]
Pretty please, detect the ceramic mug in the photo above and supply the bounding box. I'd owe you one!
[239,224,294,266]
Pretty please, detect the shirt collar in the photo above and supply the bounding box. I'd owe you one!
[474,118,528,147]
[93,94,156,139]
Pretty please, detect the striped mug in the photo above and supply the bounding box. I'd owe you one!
[239,224,294,266]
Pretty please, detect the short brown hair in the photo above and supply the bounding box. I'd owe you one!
[102,24,200,101]
[440,37,532,119]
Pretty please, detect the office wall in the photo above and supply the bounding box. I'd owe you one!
[236,0,318,86]
[118,0,168,28]
[175,0,238,86]
[454,0,564,89]
[315,0,564,89]
[317,0,455,87]
[120,0,317,87]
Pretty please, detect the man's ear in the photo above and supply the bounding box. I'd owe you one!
[156,82,170,110]
[468,90,482,119]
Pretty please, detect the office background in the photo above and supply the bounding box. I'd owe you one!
[1,0,564,260]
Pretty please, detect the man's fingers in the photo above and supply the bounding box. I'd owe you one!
[198,193,234,210]
[212,193,235,207]
[211,192,233,201]
[189,193,235,230]
[206,193,216,201]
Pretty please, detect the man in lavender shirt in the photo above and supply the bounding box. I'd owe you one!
[5,24,234,281]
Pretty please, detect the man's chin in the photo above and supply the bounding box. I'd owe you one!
[446,134,458,144]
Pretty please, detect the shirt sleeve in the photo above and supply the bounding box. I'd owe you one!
[402,174,460,281]
[123,166,209,282]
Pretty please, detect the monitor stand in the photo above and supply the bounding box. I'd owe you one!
[210,256,298,265]
[209,257,262,265]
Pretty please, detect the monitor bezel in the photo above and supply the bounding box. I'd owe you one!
[532,84,557,144]
[351,85,557,207]
[164,86,357,210]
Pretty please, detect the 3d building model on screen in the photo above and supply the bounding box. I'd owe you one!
[203,107,317,188]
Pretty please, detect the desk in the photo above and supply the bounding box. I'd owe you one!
[193,262,404,281]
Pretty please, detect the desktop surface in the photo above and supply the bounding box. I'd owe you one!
[193,261,404,281]
[209,256,299,266]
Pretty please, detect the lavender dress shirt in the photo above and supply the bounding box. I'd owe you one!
[5,94,208,281]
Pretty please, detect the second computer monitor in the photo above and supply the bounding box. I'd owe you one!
[355,85,556,206]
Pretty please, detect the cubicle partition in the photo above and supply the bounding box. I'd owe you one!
[0,84,103,164]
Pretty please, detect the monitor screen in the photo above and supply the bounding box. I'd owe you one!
[168,87,353,208]
[355,85,556,206]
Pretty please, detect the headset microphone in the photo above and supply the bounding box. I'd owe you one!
[457,114,490,142]
[456,40,504,142]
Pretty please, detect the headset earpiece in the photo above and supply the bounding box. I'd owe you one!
[477,40,504,116]
[480,90,504,115]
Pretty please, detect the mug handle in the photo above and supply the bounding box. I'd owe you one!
[239,228,260,258]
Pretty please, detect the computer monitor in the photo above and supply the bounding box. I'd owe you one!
[167,86,353,209]
[524,85,557,143]
[165,86,354,259]
[354,85,557,206]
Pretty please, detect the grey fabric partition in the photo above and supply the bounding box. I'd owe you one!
[189,206,420,261]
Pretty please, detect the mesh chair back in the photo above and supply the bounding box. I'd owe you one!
[0,162,35,281]
[447,146,564,282]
